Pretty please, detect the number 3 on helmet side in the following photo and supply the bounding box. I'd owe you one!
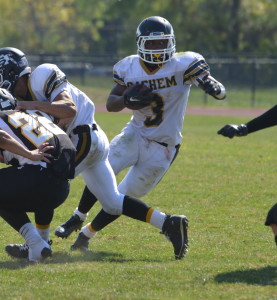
[144,92,164,127]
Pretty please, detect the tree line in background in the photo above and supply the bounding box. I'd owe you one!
[1,0,277,57]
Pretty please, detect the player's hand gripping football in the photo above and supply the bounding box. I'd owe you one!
[217,124,248,138]
[123,84,155,110]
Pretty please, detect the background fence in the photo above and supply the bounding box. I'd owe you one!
[27,53,277,107]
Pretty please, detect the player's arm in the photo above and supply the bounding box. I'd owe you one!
[106,84,127,112]
[218,105,277,138]
[196,75,226,100]
[107,83,155,111]
[245,105,277,133]
[16,91,77,119]
[0,130,53,162]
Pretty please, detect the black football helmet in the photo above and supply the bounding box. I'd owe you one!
[0,47,31,93]
[136,16,176,64]
[0,88,17,111]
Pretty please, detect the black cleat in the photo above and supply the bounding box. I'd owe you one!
[55,215,83,239]
[5,240,52,259]
[5,243,29,259]
[162,215,189,260]
[41,247,52,259]
[70,232,90,251]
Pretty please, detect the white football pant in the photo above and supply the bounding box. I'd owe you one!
[109,124,178,198]
[72,125,124,215]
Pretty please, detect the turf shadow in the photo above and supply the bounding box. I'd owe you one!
[0,250,163,269]
[214,265,277,286]
[52,250,162,264]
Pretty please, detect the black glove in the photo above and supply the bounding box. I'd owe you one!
[203,79,221,96]
[217,124,248,138]
[123,84,155,109]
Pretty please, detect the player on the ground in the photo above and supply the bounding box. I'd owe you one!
[218,105,277,246]
[56,16,226,241]
[0,88,75,262]
[0,46,188,260]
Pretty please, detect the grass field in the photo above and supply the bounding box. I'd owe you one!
[0,112,276,300]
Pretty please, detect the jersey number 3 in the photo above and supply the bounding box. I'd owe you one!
[144,92,164,127]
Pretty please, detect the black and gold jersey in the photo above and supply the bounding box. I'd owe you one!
[0,109,76,179]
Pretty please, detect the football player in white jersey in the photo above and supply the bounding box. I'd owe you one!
[0,88,76,262]
[0,46,188,260]
[58,16,226,241]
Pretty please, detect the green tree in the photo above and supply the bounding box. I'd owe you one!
[1,0,277,56]
[0,0,111,54]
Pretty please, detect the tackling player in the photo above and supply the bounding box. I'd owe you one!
[218,105,277,246]
[0,46,188,260]
[57,16,226,243]
[0,88,76,262]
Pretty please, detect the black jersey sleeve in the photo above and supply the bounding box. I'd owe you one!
[246,105,277,134]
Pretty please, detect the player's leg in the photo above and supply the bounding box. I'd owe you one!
[71,195,189,260]
[55,125,139,238]
[34,209,54,242]
[0,165,69,210]
[5,209,54,259]
[118,140,180,197]
[69,157,122,249]
[108,126,140,175]
[72,124,140,216]
[71,158,188,259]
[1,165,69,261]
[265,203,277,246]
[54,124,103,238]
[55,186,98,238]
[0,208,52,262]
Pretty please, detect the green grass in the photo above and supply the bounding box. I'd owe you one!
[0,113,276,299]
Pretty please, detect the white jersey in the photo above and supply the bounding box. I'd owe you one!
[24,63,124,214]
[27,63,95,134]
[113,52,210,146]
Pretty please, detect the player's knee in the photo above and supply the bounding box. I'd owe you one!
[102,203,122,215]
[118,185,149,198]
[101,196,124,215]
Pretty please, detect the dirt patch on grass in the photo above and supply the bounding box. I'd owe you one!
[96,104,267,118]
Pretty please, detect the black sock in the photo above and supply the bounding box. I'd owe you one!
[78,186,98,213]
[90,209,119,231]
[0,208,30,232]
[35,209,54,225]
[275,235,277,246]
[122,195,151,222]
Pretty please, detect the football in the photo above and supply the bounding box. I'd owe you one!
[124,84,152,110]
